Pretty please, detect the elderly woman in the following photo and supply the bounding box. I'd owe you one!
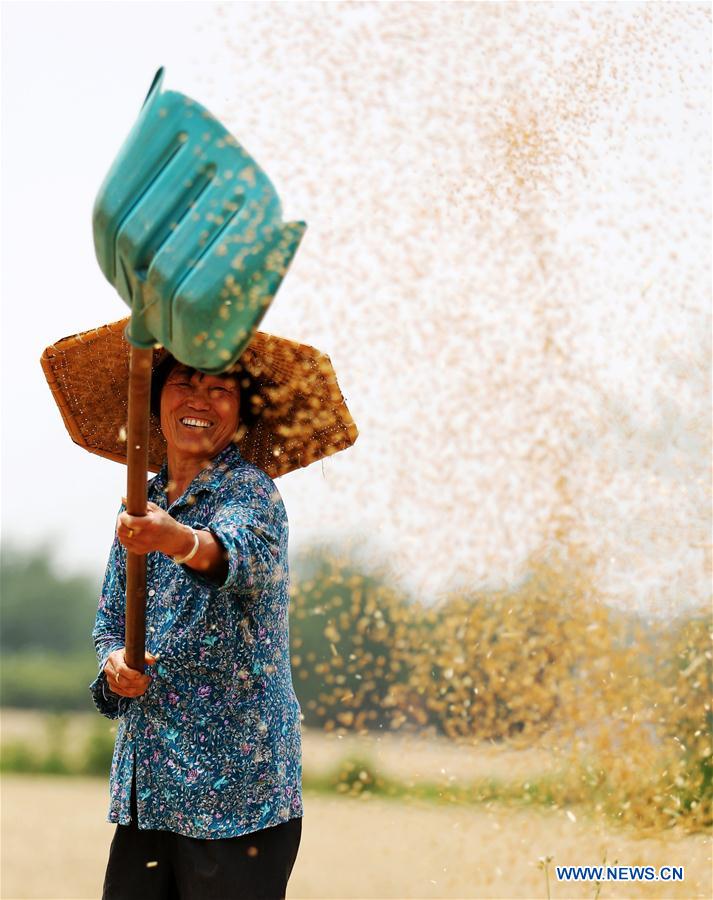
[90,354,303,900]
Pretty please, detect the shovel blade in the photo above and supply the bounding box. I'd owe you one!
[93,67,306,371]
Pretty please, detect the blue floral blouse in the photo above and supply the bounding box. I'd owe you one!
[90,442,303,839]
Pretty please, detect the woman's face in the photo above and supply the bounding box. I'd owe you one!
[160,363,241,461]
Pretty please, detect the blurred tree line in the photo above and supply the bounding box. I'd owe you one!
[2,537,708,738]
[1,543,102,709]
[1,539,709,831]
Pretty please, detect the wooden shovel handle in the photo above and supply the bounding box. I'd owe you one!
[125,345,153,672]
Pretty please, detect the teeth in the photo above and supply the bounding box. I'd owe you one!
[181,417,213,428]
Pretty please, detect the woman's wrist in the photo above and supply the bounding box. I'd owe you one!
[161,522,196,560]
[157,523,226,583]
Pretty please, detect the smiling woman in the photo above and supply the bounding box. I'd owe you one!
[92,352,307,897]
[39,311,358,898]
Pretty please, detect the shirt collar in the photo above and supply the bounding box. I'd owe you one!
[150,442,245,503]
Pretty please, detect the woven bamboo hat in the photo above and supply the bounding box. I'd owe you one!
[40,317,358,479]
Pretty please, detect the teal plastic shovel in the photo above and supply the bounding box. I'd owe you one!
[92,68,306,670]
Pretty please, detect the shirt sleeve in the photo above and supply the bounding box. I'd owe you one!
[180,466,286,603]
[89,506,131,719]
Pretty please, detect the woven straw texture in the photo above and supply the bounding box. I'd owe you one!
[40,318,358,479]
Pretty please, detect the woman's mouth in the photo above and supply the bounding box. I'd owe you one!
[180,417,214,429]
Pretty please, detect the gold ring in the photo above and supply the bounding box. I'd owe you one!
[128,528,134,538]
[116,671,121,683]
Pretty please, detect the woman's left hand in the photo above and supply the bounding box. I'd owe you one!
[117,499,188,557]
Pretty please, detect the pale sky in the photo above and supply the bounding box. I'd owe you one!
[1,1,710,618]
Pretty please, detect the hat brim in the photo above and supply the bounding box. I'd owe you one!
[40,317,358,478]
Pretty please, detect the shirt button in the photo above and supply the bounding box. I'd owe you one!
[148,590,156,597]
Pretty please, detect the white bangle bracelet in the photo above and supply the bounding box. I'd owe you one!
[172,528,200,565]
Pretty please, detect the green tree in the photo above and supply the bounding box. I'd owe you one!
[1,542,100,710]
[0,542,100,653]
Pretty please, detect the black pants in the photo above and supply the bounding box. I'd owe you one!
[102,776,302,900]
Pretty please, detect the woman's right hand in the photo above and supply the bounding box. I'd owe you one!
[104,648,156,698]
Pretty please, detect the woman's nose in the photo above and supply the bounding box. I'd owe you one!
[185,390,211,409]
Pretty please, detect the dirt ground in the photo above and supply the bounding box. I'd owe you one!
[2,774,711,900]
